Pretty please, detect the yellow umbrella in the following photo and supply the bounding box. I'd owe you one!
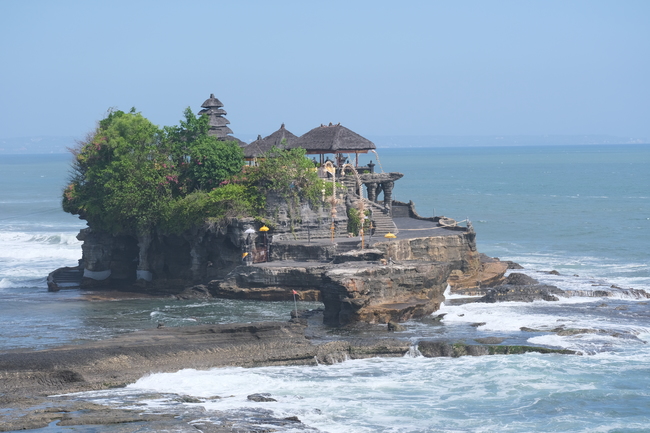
[384,233,397,239]
[259,225,270,232]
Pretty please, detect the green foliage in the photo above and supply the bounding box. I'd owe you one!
[347,207,371,236]
[64,109,171,234]
[164,108,244,194]
[247,146,330,207]
[64,108,245,236]
[185,138,244,191]
[64,108,329,238]
[243,146,333,233]
[162,184,255,234]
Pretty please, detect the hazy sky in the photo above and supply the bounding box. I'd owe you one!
[1,1,648,141]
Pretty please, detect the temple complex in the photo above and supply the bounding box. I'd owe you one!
[48,94,507,328]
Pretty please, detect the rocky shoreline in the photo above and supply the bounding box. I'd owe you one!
[0,309,583,432]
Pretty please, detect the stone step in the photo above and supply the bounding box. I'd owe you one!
[47,268,83,291]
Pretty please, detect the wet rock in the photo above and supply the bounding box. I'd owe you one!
[556,328,599,336]
[418,313,447,324]
[387,321,406,332]
[470,322,486,327]
[504,273,539,285]
[175,284,212,300]
[322,261,451,326]
[418,341,576,357]
[175,395,203,403]
[478,284,564,303]
[289,317,309,326]
[247,393,277,402]
[474,337,505,344]
[547,270,561,275]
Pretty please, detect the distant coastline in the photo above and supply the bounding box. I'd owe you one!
[0,134,647,154]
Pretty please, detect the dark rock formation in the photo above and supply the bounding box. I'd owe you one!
[478,284,564,303]
[247,393,277,402]
[0,322,413,400]
[321,261,451,326]
[332,248,384,264]
[475,272,564,303]
[387,321,406,332]
[174,284,212,300]
[503,272,539,285]
[214,263,327,301]
[417,341,577,357]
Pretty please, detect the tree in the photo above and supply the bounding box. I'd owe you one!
[245,146,331,229]
[164,108,244,193]
[64,109,172,235]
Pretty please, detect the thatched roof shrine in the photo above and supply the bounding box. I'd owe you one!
[287,123,376,155]
[198,94,246,146]
[243,124,297,160]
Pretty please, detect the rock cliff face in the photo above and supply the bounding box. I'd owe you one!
[61,178,488,326]
[321,261,451,325]
[374,233,479,272]
[77,220,254,292]
[214,233,480,326]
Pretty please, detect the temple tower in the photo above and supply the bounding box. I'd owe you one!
[198,94,234,139]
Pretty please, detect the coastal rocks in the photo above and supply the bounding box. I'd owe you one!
[174,284,212,300]
[270,241,339,262]
[332,248,384,264]
[47,266,83,292]
[520,325,646,343]
[417,341,577,357]
[74,220,256,292]
[0,322,413,400]
[468,272,562,303]
[216,234,474,325]
[247,393,277,402]
[374,233,479,272]
[387,321,407,332]
[214,263,327,301]
[503,272,538,286]
[478,284,564,303]
[0,399,175,433]
[321,261,451,326]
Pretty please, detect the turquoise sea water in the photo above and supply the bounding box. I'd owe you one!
[1,145,650,432]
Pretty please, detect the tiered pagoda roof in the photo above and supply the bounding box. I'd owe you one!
[198,94,245,146]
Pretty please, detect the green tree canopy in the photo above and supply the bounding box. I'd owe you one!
[63,108,245,236]
[63,108,329,238]
[64,109,172,234]
[164,108,244,194]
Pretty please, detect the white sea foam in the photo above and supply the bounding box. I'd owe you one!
[73,349,646,432]
[0,230,81,282]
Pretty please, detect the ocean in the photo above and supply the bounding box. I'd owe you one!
[1,145,649,432]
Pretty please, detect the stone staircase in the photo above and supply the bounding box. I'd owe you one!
[363,199,398,237]
[47,266,83,291]
[345,194,398,238]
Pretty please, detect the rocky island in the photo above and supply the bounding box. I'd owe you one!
[50,94,510,326]
[3,95,600,431]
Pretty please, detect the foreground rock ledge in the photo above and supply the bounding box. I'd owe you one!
[0,322,410,398]
[0,321,579,432]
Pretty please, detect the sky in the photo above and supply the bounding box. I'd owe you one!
[1,0,649,143]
